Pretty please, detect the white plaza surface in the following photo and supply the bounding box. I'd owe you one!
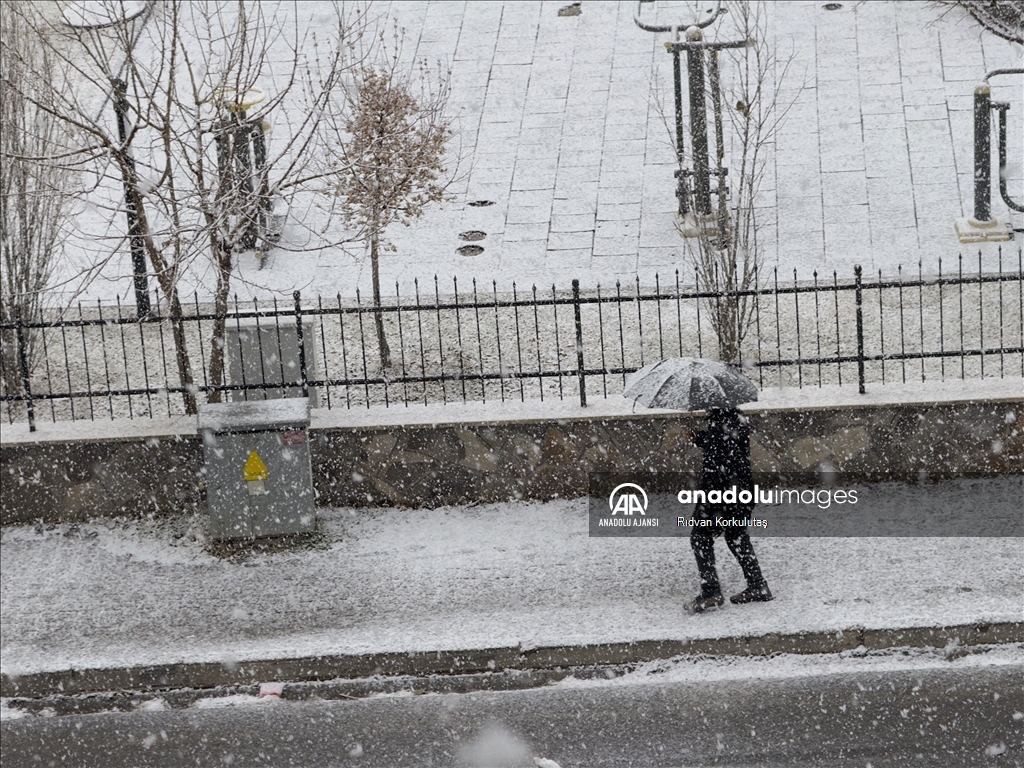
[62,1,1023,304]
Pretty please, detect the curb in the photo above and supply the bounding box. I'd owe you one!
[3,621,1021,700]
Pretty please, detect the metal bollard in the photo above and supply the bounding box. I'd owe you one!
[973,83,992,222]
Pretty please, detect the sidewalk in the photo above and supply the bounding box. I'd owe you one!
[2,477,1022,698]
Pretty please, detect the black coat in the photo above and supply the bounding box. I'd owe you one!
[693,409,753,493]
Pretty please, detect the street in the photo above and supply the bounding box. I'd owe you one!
[3,663,1021,767]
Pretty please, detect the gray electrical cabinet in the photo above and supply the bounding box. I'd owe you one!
[198,399,316,541]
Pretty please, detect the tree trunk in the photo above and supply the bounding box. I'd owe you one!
[205,237,233,404]
[716,300,740,364]
[718,256,740,364]
[369,229,391,370]
[124,168,198,414]
[168,293,198,414]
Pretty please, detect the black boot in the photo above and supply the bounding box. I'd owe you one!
[729,584,774,604]
[690,592,725,613]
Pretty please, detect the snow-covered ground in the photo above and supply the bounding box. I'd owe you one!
[5,0,1020,715]
[1,481,1021,678]
[55,0,1024,306]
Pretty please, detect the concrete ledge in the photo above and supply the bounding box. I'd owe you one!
[3,621,1020,700]
[4,378,1019,445]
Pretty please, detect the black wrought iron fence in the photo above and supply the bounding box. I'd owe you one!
[2,250,1022,430]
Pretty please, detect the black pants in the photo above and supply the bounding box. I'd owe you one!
[690,504,766,597]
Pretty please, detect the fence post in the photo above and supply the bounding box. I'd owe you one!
[294,290,308,400]
[572,279,587,407]
[854,265,865,394]
[13,306,36,432]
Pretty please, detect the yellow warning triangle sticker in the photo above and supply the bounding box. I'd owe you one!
[243,451,269,481]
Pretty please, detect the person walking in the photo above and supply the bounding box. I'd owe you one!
[687,407,773,613]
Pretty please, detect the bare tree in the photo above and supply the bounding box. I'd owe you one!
[324,41,454,369]
[0,6,76,398]
[2,1,368,412]
[654,1,797,363]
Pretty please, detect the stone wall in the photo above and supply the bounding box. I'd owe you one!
[314,399,1023,508]
[2,394,1021,524]
[1,435,203,525]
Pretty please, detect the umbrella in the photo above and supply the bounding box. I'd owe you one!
[622,357,758,411]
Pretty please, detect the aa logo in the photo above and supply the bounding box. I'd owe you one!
[608,483,648,516]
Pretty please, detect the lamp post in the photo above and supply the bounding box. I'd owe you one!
[62,0,153,317]
[211,86,268,253]
[954,68,1023,244]
[634,1,747,240]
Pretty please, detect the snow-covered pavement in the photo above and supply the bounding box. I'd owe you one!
[63,1,1024,304]
[7,0,1022,703]
[364,0,1024,285]
[2,480,1021,682]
